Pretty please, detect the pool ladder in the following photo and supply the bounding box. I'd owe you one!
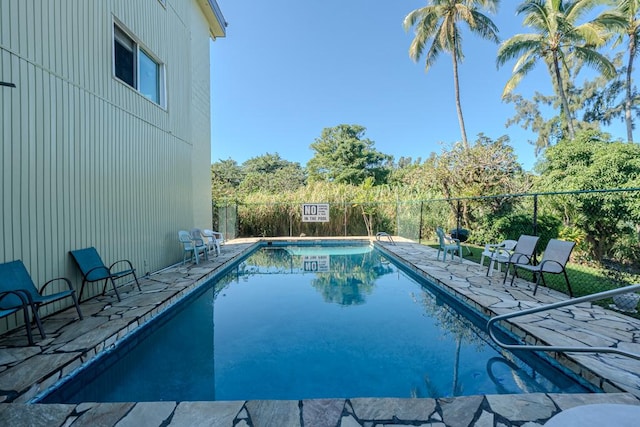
[487,284,640,360]
[375,232,395,245]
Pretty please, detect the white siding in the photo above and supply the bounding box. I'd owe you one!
[0,0,220,332]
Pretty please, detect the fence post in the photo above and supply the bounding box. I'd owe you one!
[532,194,538,236]
[456,200,461,234]
[532,194,538,266]
[344,201,347,236]
[418,201,424,244]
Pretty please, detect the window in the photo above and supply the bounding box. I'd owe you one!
[113,23,164,106]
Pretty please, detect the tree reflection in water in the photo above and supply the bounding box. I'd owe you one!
[220,246,394,306]
[309,250,394,305]
[411,291,485,397]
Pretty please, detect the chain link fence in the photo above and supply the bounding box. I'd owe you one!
[213,188,640,304]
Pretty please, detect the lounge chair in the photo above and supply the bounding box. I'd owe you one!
[179,230,208,264]
[481,239,517,276]
[436,227,462,261]
[202,229,223,256]
[501,235,540,284]
[0,260,83,342]
[509,239,576,296]
[0,290,35,345]
[69,247,141,302]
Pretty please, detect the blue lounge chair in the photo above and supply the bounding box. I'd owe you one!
[69,247,141,302]
[0,260,83,343]
[0,290,34,345]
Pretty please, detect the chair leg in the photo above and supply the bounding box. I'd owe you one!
[21,305,34,345]
[110,277,122,302]
[101,278,109,295]
[563,271,574,297]
[532,273,544,295]
[71,293,84,320]
[79,280,87,303]
[503,263,513,285]
[31,305,46,339]
[132,272,142,291]
[509,267,519,286]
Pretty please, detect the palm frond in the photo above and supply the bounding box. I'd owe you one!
[572,45,617,78]
[496,34,543,67]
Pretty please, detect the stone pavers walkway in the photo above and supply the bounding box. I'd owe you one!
[1,238,639,426]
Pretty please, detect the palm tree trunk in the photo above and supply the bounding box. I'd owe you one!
[552,52,575,140]
[625,33,636,143]
[451,52,469,149]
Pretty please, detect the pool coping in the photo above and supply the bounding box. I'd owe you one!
[1,237,639,426]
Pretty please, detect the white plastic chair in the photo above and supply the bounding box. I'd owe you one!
[178,230,208,265]
[481,239,517,276]
[203,229,223,256]
[436,227,462,261]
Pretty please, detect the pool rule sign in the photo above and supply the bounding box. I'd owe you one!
[302,203,329,222]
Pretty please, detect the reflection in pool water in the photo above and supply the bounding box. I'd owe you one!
[40,244,594,403]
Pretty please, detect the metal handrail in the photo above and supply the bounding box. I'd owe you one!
[375,232,395,245]
[487,284,640,360]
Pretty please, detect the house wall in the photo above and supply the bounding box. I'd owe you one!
[0,0,221,332]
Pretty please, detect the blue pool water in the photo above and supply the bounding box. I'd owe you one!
[41,243,594,402]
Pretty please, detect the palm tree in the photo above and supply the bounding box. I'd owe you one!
[605,0,640,142]
[497,0,617,141]
[403,0,500,149]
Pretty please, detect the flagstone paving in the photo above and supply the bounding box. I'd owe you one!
[1,237,639,426]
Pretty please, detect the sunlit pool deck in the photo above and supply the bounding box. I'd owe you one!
[1,237,639,426]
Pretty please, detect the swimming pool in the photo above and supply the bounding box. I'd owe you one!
[40,242,596,402]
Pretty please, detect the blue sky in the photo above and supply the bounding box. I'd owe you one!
[210,0,624,172]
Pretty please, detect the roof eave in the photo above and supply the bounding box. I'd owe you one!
[198,0,227,39]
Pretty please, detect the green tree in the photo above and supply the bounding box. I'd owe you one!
[403,0,500,148]
[432,134,529,228]
[240,153,306,194]
[306,124,392,185]
[497,0,617,140]
[211,158,244,202]
[534,129,640,261]
[581,53,640,131]
[504,78,602,154]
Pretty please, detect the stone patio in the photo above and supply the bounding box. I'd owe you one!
[1,238,639,426]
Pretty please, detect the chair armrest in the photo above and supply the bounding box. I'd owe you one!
[85,265,112,280]
[445,235,460,244]
[538,259,565,274]
[40,277,74,295]
[495,248,514,257]
[509,253,531,265]
[0,290,30,308]
[109,259,135,273]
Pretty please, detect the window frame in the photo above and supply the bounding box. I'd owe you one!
[112,21,166,108]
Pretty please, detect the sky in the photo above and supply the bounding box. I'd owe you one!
[209,0,625,172]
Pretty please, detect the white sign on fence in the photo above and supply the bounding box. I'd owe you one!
[302,203,329,222]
